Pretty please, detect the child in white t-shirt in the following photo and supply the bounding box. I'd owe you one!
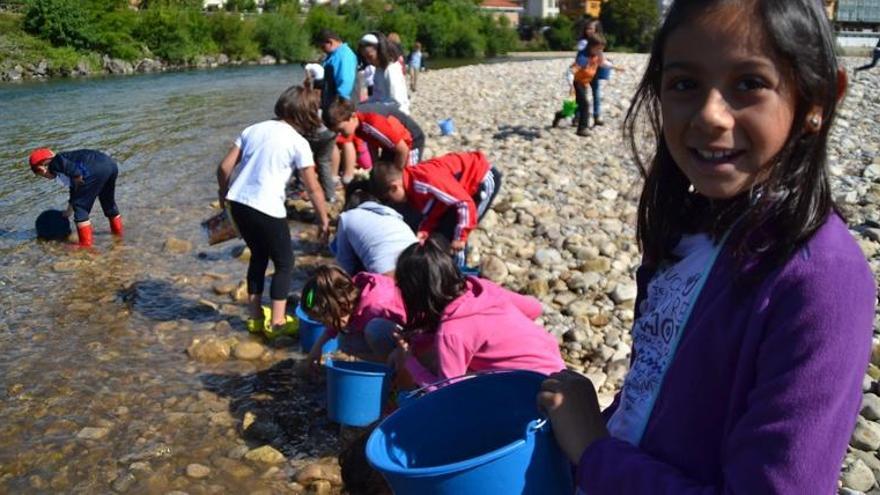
[217,85,330,336]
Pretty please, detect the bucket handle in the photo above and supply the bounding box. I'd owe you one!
[404,368,518,398]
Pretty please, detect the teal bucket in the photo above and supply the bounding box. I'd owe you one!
[295,304,338,354]
[326,359,390,426]
[438,118,455,136]
[366,371,573,494]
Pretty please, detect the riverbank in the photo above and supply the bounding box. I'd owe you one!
[1,56,879,494]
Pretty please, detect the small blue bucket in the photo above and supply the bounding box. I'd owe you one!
[597,66,612,80]
[438,118,455,136]
[326,359,391,426]
[295,304,338,354]
[366,371,573,494]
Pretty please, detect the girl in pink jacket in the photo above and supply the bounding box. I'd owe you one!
[391,236,565,386]
[301,265,406,369]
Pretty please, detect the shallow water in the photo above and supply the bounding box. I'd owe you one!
[0,66,342,493]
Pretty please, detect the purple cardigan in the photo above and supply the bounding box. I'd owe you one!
[579,214,876,494]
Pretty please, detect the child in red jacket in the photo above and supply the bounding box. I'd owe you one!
[372,151,501,265]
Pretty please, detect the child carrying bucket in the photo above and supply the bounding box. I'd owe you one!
[537,1,875,493]
[390,236,565,386]
[300,265,406,370]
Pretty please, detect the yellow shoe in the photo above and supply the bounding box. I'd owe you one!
[263,314,298,339]
[246,306,272,335]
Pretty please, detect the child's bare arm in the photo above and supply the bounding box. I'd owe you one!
[216,145,241,207]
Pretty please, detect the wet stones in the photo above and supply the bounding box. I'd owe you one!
[232,341,265,361]
[186,337,232,363]
[76,427,110,440]
[185,463,211,479]
[163,237,192,254]
[244,445,285,465]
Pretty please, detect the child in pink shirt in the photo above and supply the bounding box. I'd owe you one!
[301,265,406,368]
[390,236,565,386]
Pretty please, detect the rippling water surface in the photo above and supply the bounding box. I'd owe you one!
[0,66,342,493]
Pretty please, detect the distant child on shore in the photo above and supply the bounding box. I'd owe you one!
[325,98,421,171]
[217,86,329,336]
[371,151,501,266]
[537,1,875,493]
[28,148,123,248]
[552,33,605,136]
[301,265,406,368]
[408,42,424,92]
[390,235,565,386]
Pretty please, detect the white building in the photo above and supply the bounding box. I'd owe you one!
[524,0,559,19]
[203,0,267,10]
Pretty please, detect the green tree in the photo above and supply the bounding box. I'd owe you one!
[263,0,298,12]
[225,0,257,12]
[599,0,658,51]
[255,12,311,61]
[209,13,260,59]
[542,15,574,50]
[23,0,93,49]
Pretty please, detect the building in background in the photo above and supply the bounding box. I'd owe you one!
[480,0,524,26]
[559,0,602,19]
[523,0,559,19]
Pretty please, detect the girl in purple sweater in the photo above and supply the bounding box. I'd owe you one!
[538,1,876,493]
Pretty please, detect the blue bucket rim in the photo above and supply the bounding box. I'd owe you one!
[295,303,320,324]
[325,358,390,377]
[366,370,548,476]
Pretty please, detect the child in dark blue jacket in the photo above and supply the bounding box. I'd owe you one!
[29,148,123,247]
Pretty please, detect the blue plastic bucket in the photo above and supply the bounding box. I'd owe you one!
[326,359,391,426]
[366,371,573,494]
[438,118,455,136]
[597,66,612,80]
[295,304,338,354]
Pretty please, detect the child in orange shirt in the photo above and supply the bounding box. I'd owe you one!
[552,33,605,136]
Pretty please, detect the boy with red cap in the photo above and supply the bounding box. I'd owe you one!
[371,151,502,266]
[28,148,123,248]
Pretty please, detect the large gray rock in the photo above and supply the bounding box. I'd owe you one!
[533,248,562,267]
[862,393,880,421]
[480,255,508,282]
[852,417,880,451]
[842,458,876,492]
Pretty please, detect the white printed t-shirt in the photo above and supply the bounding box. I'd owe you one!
[607,233,716,445]
[226,120,314,219]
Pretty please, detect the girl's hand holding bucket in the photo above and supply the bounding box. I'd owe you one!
[538,370,609,463]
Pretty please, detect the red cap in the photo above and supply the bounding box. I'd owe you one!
[29,148,54,169]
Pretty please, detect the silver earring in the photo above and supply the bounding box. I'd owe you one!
[810,115,820,128]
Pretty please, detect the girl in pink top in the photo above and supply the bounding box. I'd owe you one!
[391,236,565,386]
[301,265,406,369]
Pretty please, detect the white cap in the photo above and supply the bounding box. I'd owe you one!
[360,33,379,46]
[304,63,324,81]
[576,39,588,51]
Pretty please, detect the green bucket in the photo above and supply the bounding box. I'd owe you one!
[561,100,578,118]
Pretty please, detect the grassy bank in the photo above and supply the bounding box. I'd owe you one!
[0,0,522,81]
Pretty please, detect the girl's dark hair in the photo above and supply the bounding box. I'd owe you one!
[395,235,467,334]
[359,31,394,68]
[344,179,380,211]
[582,18,603,36]
[301,265,360,332]
[626,0,840,275]
[275,85,322,136]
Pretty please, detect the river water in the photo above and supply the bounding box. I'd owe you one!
[0,66,343,493]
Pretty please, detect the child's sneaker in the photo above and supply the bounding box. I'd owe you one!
[263,314,299,339]
[576,128,590,137]
[246,306,272,334]
[594,117,605,126]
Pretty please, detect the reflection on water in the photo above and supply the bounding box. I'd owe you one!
[0,66,343,493]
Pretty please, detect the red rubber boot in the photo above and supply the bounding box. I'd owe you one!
[109,215,123,237]
[76,223,94,248]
